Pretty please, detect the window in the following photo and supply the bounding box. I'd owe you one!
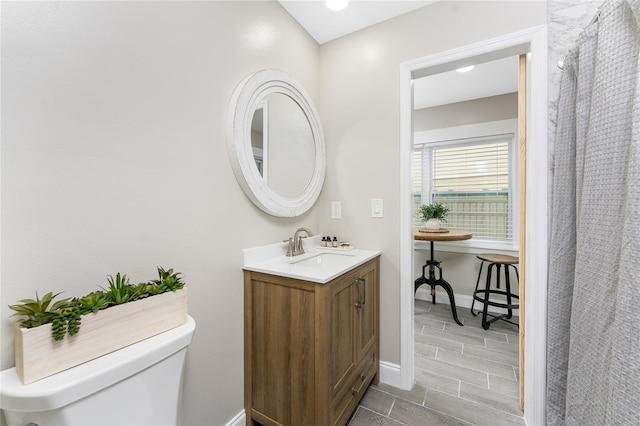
[413,120,518,248]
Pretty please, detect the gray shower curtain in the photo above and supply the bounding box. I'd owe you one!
[547,0,640,424]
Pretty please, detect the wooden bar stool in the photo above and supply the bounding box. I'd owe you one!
[471,253,519,330]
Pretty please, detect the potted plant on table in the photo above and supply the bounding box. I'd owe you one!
[419,202,449,230]
[8,267,188,384]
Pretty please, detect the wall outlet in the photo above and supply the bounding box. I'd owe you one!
[371,198,383,218]
[331,201,342,219]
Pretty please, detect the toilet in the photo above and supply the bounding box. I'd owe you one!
[0,316,196,426]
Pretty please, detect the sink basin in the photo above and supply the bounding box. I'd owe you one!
[243,237,380,283]
[291,252,356,268]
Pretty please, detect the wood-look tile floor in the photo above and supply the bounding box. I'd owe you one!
[349,299,523,426]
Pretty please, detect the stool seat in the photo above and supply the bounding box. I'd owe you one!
[476,253,519,264]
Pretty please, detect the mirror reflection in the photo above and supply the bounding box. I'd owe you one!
[250,93,316,198]
[227,68,325,217]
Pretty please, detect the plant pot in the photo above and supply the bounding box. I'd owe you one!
[14,287,188,384]
[424,218,441,230]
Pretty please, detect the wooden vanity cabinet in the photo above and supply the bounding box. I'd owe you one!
[244,256,380,426]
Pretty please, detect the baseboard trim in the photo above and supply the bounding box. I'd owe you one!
[415,288,519,317]
[379,360,403,388]
[226,409,245,426]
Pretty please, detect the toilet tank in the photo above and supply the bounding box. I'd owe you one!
[1,316,196,426]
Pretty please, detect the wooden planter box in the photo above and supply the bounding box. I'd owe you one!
[14,287,188,384]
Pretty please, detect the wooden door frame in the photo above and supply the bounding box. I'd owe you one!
[397,25,548,426]
[518,53,527,410]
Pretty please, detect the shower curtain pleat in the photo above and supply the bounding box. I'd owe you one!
[548,1,640,425]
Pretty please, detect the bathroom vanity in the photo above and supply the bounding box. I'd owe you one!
[243,243,380,426]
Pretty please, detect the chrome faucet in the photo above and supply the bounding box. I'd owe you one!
[285,227,313,257]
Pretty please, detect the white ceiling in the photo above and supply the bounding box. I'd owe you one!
[413,56,519,109]
[277,0,437,44]
[277,0,518,109]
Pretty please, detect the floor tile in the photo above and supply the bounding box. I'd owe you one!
[415,329,464,353]
[415,315,447,330]
[419,303,467,324]
[460,381,523,417]
[414,367,460,396]
[375,382,428,405]
[389,398,474,426]
[359,386,394,416]
[420,325,485,348]
[485,338,519,355]
[416,355,489,388]
[424,389,525,426]
[348,407,404,426]
[415,341,438,359]
[436,348,517,380]
[462,343,519,367]
[443,321,510,343]
[488,374,520,398]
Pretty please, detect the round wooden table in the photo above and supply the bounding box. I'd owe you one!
[414,229,472,326]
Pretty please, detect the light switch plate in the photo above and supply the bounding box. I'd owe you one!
[331,201,342,219]
[371,199,383,218]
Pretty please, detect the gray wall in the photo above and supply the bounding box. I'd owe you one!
[414,92,518,131]
[1,2,319,425]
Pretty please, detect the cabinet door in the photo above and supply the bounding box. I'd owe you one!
[329,274,357,394]
[247,279,316,426]
[355,263,377,361]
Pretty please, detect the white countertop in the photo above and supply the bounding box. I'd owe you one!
[243,236,381,284]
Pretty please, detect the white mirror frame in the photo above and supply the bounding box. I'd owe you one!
[227,69,326,217]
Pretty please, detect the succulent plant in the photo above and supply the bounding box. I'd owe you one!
[9,267,186,341]
[49,303,83,341]
[102,273,132,305]
[51,312,67,341]
[64,305,82,336]
[78,291,110,314]
[8,292,71,328]
[152,267,185,292]
[129,282,165,301]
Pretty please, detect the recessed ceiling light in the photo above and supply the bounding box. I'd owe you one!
[326,0,348,12]
[456,65,475,73]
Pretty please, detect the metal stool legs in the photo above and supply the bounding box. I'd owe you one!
[471,260,519,330]
[415,258,463,326]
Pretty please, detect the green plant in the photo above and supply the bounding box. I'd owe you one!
[51,311,67,341]
[130,282,165,301]
[78,291,110,314]
[8,292,71,328]
[9,267,186,341]
[420,203,449,222]
[51,304,82,341]
[151,267,185,292]
[102,273,132,305]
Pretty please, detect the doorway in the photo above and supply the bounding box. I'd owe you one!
[398,26,548,426]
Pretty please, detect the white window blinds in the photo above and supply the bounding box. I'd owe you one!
[432,142,509,192]
[414,136,515,242]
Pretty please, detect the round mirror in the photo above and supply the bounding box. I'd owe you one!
[227,69,326,217]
